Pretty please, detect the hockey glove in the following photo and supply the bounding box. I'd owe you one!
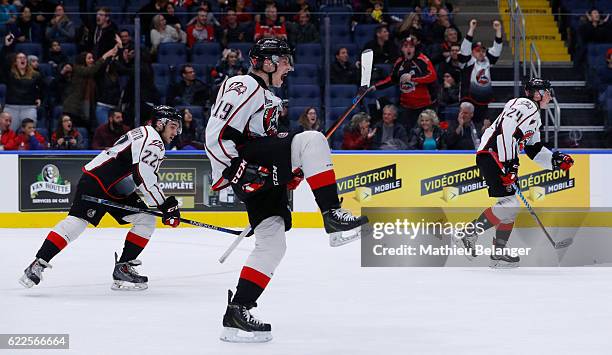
[223,158,270,199]
[287,168,304,191]
[500,159,519,186]
[552,151,573,171]
[159,196,180,227]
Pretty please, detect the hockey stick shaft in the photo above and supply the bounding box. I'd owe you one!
[324,86,376,139]
[82,195,248,236]
[514,185,572,249]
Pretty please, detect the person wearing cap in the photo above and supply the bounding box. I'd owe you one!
[458,19,503,123]
[373,35,437,129]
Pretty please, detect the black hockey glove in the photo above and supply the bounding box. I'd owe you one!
[500,159,519,186]
[159,196,180,228]
[223,158,271,200]
[552,151,573,171]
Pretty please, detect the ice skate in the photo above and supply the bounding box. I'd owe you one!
[323,205,369,247]
[111,253,148,291]
[453,229,479,260]
[490,249,520,269]
[19,258,52,288]
[220,290,272,343]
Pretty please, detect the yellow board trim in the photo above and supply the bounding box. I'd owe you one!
[1,211,612,228]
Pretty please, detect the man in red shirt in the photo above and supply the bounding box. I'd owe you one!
[15,118,47,150]
[374,36,438,130]
[186,9,215,48]
[254,4,287,41]
[92,110,130,150]
[0,112,18,150]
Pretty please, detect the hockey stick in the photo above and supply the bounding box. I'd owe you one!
[82,194,253,237]
[324,49,375,139]
[513,185,573,249]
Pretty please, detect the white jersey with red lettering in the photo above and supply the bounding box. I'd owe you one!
[83,125,167,207]
[205,73,283,191]
[478,97,553,169]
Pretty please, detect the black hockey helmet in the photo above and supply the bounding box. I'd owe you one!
[525,78,552,99]
[151,105,182,134]
[248,38,294,72]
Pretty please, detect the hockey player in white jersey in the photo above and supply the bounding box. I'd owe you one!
[19,106,183,290]
[455,78,574,267]
[205,38,368,342]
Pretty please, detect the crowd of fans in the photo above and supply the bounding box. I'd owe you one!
[0,0,509,152]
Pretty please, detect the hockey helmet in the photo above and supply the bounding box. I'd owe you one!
[151,105,182,135]
[248,38,294,71]
[525,78,552,99]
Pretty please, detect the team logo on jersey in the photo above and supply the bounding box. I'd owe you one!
[225,82,247,95]
[399,73,415,93]
[30,164,71,198]
[262,106,279,136]
[277,132,289,138]
[517,100,534,110]
[475,69,490,86]
[518,130,535,150]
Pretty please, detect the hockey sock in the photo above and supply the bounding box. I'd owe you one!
[119,232,149,262]
[493,222,514,248]
[35,231,68,263]
[306,170,340,212]
[232,266,271,307]
[472,207,501,232]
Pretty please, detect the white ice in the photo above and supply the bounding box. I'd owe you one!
[2,227,612,355]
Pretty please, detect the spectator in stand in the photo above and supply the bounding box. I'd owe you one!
[186,9,215,48]
[371,104,408,150]
[342,112,376,150]
[296,107,322,133]
[359,0,392,25]
[221,9,251,46]
[254,4,287,41]
[48,41,69,70]
[408,109,446,150]
[363,25,399,65]
[49,62,72,106]
[168,63,209,107]
[0,0,17,26]
[396,12,424,46]
[373,36,437,130]
[445,102,483,150]
[25,0,55,27]
[430,27,460,65]
[51,114,85,150]
[95,52,130,127]
[0,35,43,132]
[330,47,359,85]
[422,0,453,26]
[438,71,460,110]
[121,51,161,126]
[27,55,39,71]
[0,112,18,150]
[150,14,187,53]
[86,7,119,60]
[91,110,130,150]
[437,43,461,83]
[211,48,248,89]
[580,8,612,44]
[139,0,169,36]
[458,19,503,123]
[169,108,204,150]
[164,3,182,28]
[287,10,319,47]
[45,4,75,44]
[15,118,46,150]
[235,0,254,24]
[63,45,119,130]
[10,6,43,43]
[430,8,460,44]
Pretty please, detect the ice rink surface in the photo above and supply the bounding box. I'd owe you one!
[2,227,612,355]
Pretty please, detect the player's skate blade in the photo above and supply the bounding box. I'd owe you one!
[324,208,369,247]
[111,280,148,291]
[19,258,52,288]
[111,252,148,291]
[489,254,520,269]
[220,327,272,343]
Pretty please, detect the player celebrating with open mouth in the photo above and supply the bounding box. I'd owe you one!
[205,38,369,342]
